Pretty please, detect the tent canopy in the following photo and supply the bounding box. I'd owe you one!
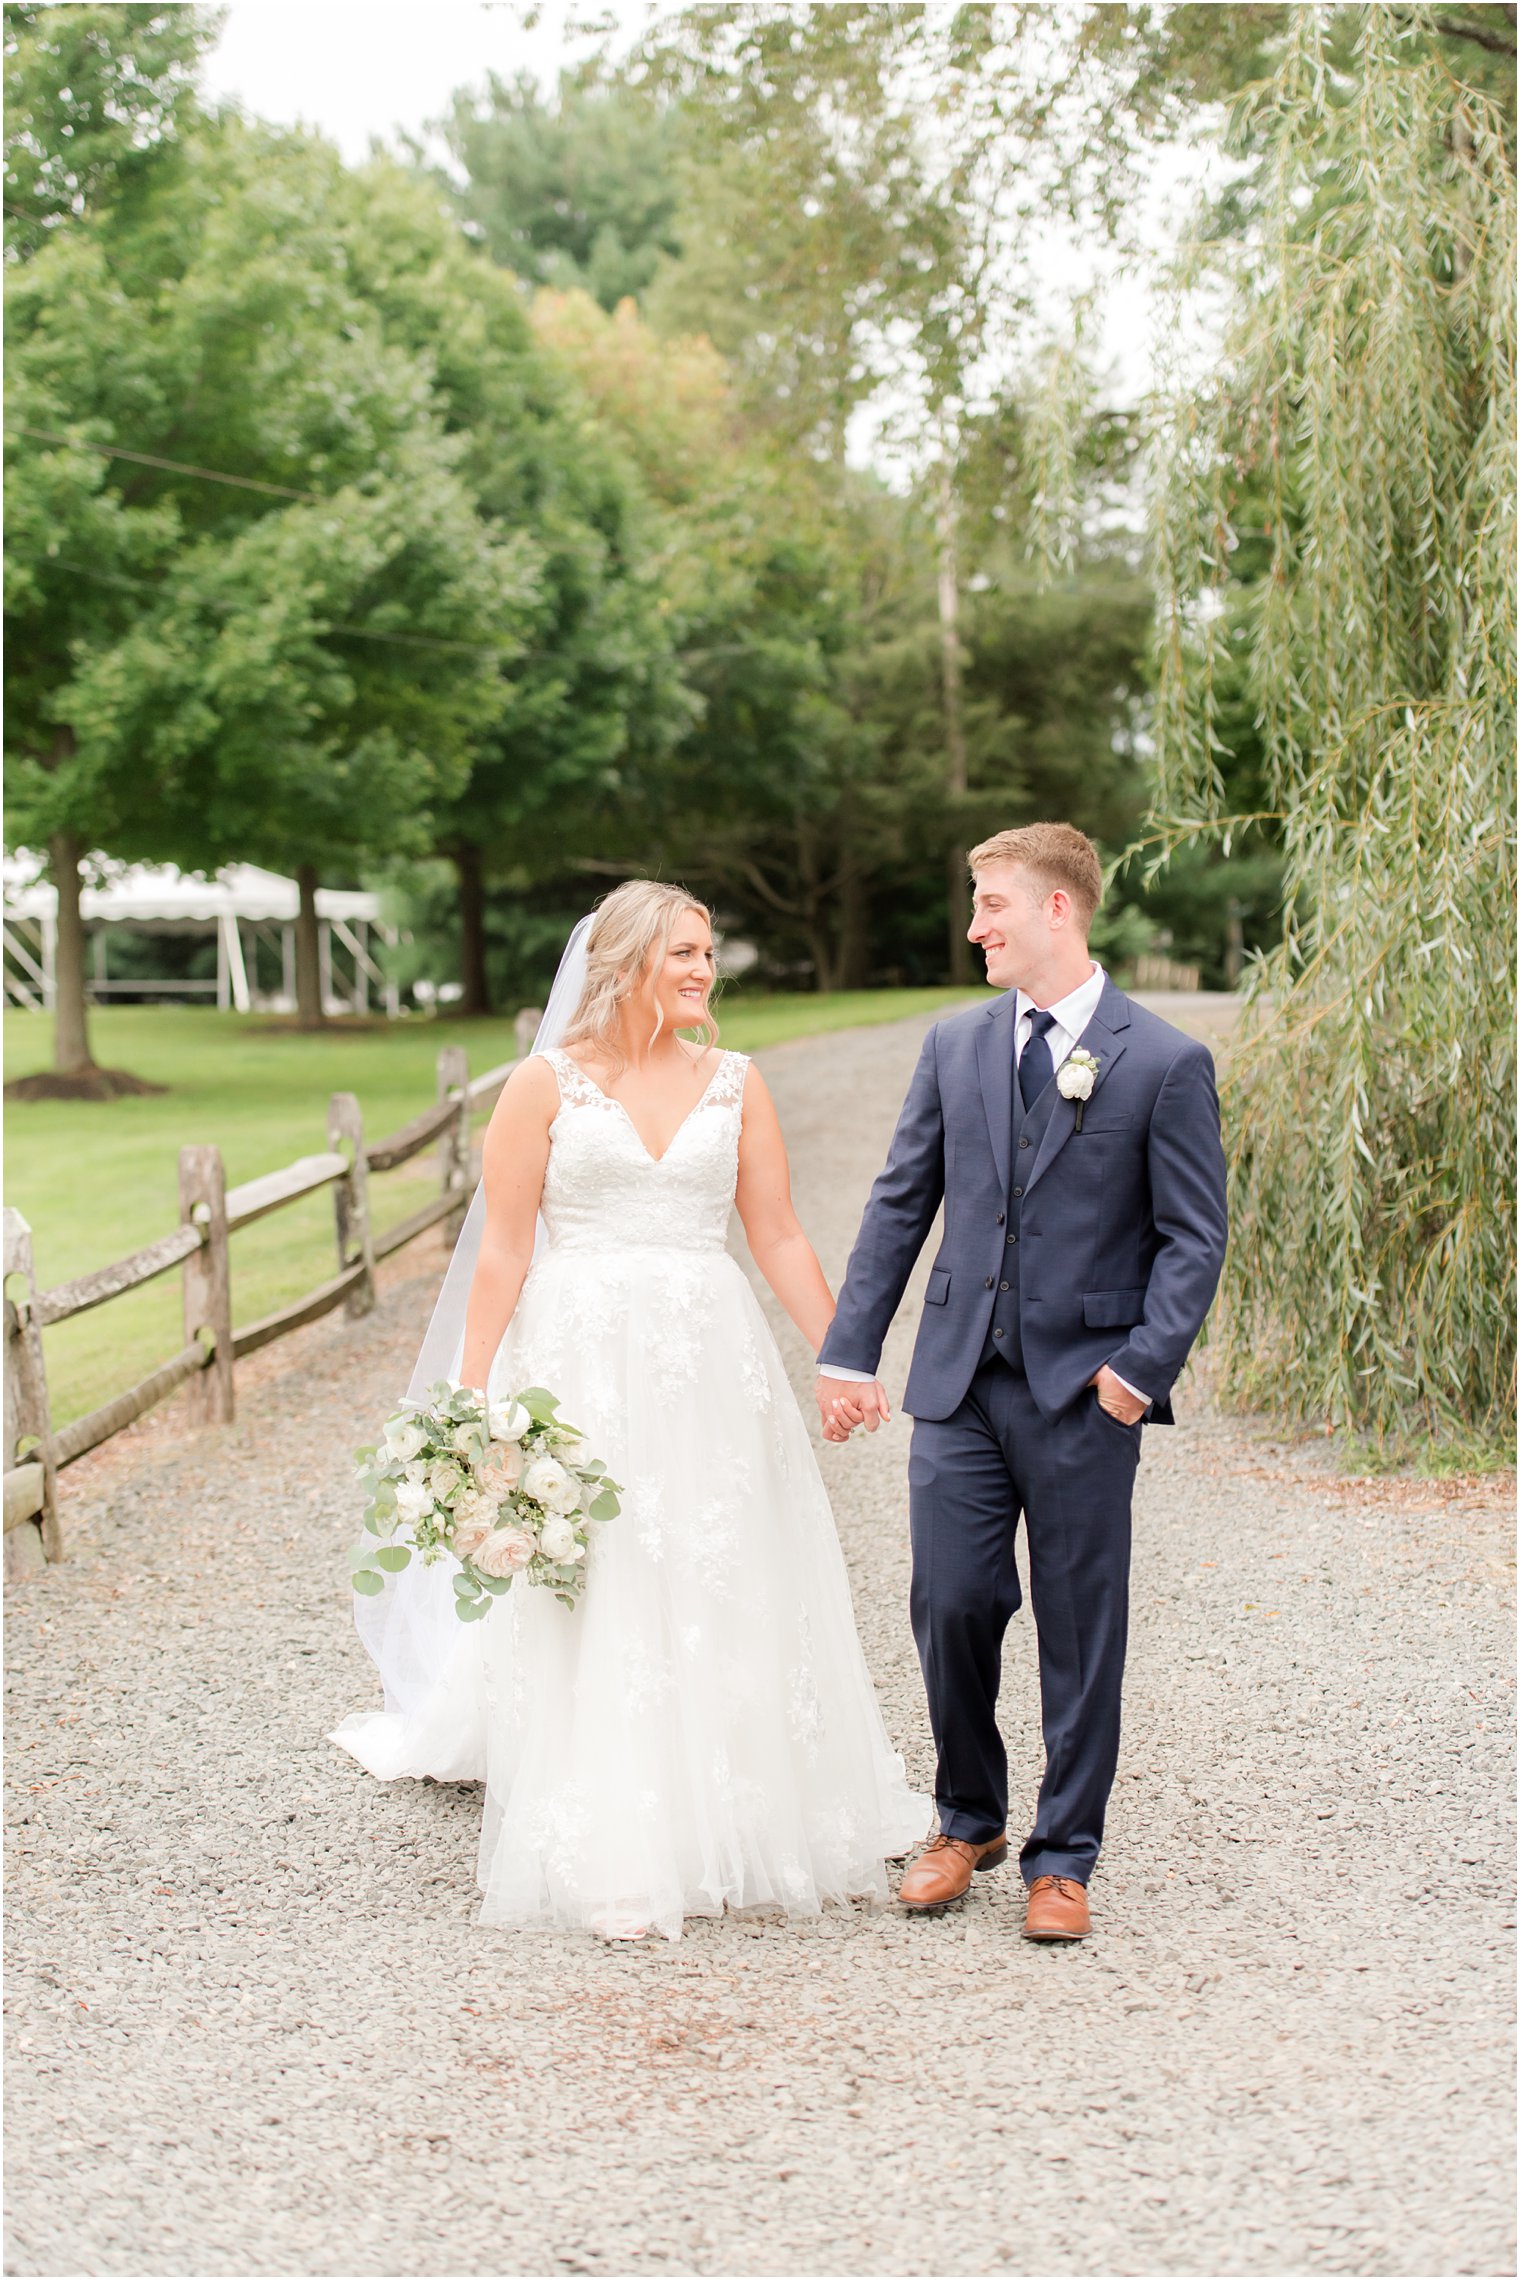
[2,855,396,1015]
[2,854,380,929]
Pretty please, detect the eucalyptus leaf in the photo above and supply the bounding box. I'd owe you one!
[374,1544,412,1572]
[351,1569,386,1597]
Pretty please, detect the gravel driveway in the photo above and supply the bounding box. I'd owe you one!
[5,1007,1514,2278]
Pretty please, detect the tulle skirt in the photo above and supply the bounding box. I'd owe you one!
[330,1244,928,1939]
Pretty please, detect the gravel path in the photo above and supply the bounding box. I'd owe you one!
[5,1009,1514,2279]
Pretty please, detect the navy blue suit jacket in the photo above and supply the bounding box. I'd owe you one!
[819,978,1229,1424]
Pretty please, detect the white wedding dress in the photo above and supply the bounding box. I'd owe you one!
[331,1046,927,1939]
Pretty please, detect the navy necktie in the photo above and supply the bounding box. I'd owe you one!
[1019,1008,1057,1110]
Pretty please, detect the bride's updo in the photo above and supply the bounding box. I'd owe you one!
[560,879,719,1066]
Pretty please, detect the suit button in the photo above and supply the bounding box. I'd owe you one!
[1012,1185,1024,1198]
[993,1328,1004,1339]
[1018,1136,1031,1149]
[999,1281,1010,1291]
[1007,1234,1017,1246]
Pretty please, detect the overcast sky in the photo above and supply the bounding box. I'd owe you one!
[202,0,1217,438]
[202,1,621,163]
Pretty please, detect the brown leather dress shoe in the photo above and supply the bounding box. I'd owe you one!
[1023,1874,1091,1941]
[897,1831,1008,1913]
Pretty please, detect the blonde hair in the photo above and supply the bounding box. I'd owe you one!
[967,822,1104,930]
[561,880,719,1066]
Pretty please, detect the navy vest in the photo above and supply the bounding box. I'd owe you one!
[980,1031,1062,1374]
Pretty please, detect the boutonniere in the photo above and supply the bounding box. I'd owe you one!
[1056,1047,1101,1130]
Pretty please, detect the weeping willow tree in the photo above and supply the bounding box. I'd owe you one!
[1151,4,1516,1452]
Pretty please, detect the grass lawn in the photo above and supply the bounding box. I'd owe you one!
[4,988,980,1426]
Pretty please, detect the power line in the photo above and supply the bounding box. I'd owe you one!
[8,425,322,502]
[6,547,526,660]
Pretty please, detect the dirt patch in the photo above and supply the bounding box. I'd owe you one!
[3,1066,167,1103]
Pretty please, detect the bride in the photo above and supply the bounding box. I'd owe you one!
[331,879,927,1940]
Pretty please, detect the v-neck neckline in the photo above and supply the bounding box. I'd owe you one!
[560,1049,728,1167]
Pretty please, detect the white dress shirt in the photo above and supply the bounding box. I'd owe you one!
[820,962,1149,1409]
[1014,959,1107,1076]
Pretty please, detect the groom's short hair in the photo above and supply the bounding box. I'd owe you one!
[968,823,1103,930]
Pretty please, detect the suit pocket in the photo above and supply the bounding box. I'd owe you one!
[924,1268,952,1306]
[1082,1287,1147,1328]
[1093,1388,1143,1438]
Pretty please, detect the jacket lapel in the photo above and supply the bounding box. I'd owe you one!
[973,991,1017,1194]
[1024,976,1131,1198]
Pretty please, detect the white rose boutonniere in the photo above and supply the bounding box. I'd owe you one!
[1056,1047,1101,1130]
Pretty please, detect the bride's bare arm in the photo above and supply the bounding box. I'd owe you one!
[733,1064,837,1356]
[458,1057,558,1391]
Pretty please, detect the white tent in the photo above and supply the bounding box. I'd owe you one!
[2,855,399,1016]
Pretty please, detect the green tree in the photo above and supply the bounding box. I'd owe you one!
[530,289,1155,989]
[3,1,214,257]
[342,164,691,1014]
[431,65,683,311]
[4,0,218,1084]
[529,287,886,988]
[640,4,1141,979]
[1151,4,1516,1450]
[5,114,534,1068]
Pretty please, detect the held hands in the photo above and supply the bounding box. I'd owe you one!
[816,1375,891,1444]
[1089,1363,1148,1426]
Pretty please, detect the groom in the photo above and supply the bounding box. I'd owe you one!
[817,824,1227,1940]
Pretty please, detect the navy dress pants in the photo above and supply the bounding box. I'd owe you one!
[906,1358,1140,1886]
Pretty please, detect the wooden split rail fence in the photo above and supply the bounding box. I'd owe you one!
[1131,952,1202,994]
[3,1014,541,1577]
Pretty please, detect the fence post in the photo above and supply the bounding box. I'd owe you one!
[4,1208,60,1575]
[328,1091,375,1318]
[179,1144,235,1424]
[513,1006,543,1061]
[436,1044,472,1243]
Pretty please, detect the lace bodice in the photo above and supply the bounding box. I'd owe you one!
[538,1047,749,1254]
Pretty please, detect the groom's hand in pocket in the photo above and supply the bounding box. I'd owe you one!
[816,1375,890,1441]
[1089,1364,1148,1425]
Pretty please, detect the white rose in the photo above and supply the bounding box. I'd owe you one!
[394,1477,432,1526]
[553,1431,587,1467]
[384,1419,426,1464]
[521,1455,579,1514]
[429,1458,464,1504]
[488,1399,532,1443]
[1056,1059,1096,1101]
[539,1515,584,1564]
[473,1524,536,1577]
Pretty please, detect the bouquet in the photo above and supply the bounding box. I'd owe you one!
[350,1381,621,1619]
